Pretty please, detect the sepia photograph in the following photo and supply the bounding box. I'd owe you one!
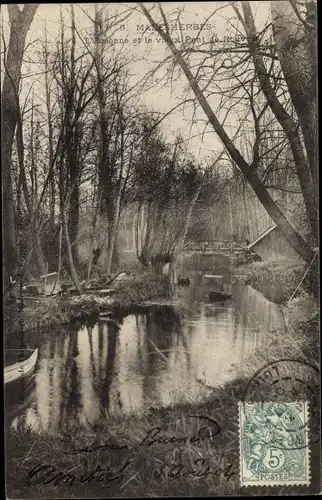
[2,1,320,497]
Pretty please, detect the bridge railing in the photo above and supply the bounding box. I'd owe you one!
[183,241,247,252]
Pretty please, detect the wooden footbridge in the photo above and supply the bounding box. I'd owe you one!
[183,240,247,256]
[183,224,299,261]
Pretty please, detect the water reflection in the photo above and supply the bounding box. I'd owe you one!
[7,255,286,433]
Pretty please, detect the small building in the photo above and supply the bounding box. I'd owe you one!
[247,224,301,261]
[39,272,61,295]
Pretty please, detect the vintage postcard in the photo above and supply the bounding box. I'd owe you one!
[2,1,320,498]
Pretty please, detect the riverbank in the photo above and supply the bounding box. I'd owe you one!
[237,258,319,364]
[6,316,320,498]
[4,270,172,342]
[5,260,320,497]
[5,258,314,337]
[239,258,318,304]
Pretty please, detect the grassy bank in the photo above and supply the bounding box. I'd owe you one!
[6,379,242,498]
[240,258,316,304]
[6,340,320,499]
[5,260,320,497]
[4,270,172,342]
[238,258,319,366]
[6,294,320,497]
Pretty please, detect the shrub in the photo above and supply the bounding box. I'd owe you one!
[115,271,172,306]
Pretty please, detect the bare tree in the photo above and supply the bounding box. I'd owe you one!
[94,5,141,273]
[139,2,315,264]
[43,23,56,226]
[51,7,103,291]
[240,1,317,240]
[271,0,317,187]
[15,96,47,276]
[2,4,39,289]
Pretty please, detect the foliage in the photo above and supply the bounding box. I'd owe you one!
[4,268,173,340]
[242,259,315,303]
[132,131,205,266]
[139,1,317,264]
[114,271,172,306]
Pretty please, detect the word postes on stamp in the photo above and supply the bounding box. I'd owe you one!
[239,402,310,487]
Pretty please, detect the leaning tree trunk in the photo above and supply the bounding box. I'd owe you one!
[68,183,80,267]
[2,4,39,288]
[140,3,315,264]
[62,205,82,294]
[106,193,122,274]
[271,1,317,190]
[242,1,317,241]
[173,182,203,256]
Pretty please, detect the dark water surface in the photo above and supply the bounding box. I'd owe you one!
[6,254,285,433]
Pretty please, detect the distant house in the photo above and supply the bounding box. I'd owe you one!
[247,224,301,261]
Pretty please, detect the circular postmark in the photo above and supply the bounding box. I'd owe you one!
[242,358,320,403]
[240,359,320,451]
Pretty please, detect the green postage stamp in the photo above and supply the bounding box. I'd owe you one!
[239,402,310,486]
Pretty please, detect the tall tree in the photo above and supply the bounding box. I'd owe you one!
[271,0,317,188]
[94,5,138,273]
[241,0,317,240]
[139,2,315,264]
[2,4,39,288]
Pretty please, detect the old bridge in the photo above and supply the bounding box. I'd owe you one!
[183,240,247,256]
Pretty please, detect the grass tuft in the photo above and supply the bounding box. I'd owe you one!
[5,261,320,497]
[241,259,315,303]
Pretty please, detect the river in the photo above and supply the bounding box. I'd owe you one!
[6,253,286,433]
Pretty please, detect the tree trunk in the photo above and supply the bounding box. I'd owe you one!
[62,207,82,294]
[106,193,121,273]
[44,28,56,226]
[271,0,317,187]
[112,240,120,269]
[15,98,46,277]
[174,183,202,255]
[68,184,80,267]
[242,1,317,241]
[87,191,102,280]
[140,3,314,264]
[1,4,38,288]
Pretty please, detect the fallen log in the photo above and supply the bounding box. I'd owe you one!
[86,288,115,296]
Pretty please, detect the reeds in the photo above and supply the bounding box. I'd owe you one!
[6,308,319,498]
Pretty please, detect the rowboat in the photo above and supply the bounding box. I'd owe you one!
[4,349,38,385]
[209,291,232,301]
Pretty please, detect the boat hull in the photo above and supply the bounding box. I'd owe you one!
[4,349,38,385]
[208,292,232,301]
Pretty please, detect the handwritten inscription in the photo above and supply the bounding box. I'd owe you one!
[139,416,220,447]
[26,461,133,486]
[154,459,234,481]
[65,442,129,455]
[26,459,235,487]
[64,415,220,454]
[25,415,235,488]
